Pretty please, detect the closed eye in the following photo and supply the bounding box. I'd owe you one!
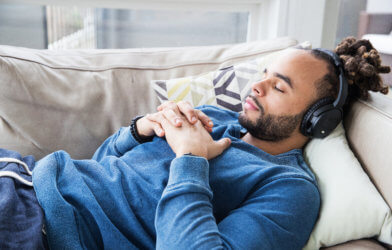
[274,86,284,93]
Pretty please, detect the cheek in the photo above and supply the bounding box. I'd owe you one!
[268,96,302,115]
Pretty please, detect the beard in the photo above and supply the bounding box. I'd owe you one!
[238,96,304,142]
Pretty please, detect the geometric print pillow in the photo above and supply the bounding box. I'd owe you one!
[151,50,287,112]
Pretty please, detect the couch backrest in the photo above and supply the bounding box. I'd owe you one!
[0,37,298,160]
[344,92,392,209]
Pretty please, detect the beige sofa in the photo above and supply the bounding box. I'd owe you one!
[0,37,391,249]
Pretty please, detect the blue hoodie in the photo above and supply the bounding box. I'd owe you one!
[32,105,320,250]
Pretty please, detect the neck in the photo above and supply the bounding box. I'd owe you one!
[241,131,309,155]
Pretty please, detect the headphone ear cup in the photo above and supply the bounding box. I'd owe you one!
[300,97,334,137]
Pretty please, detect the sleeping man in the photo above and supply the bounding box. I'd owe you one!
[2,37,390,249]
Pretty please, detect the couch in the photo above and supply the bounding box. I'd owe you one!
[0,37,391,249]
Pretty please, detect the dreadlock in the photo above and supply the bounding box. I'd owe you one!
[310,36,390,105]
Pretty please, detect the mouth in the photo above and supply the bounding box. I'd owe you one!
[244,96,260,111]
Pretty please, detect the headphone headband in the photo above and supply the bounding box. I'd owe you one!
[313,48,348,109]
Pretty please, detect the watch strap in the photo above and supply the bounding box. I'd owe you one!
[130,115,154,144]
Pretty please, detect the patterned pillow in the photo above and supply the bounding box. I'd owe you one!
[151,50,286,112]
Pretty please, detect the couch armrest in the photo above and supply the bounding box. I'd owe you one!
[344,92,392,209]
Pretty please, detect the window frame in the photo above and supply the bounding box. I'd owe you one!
[7,0,290,42]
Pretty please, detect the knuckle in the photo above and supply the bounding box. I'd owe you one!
[196,110,205,118]
[177,100,186,107]
[156,111,164,119]
[165,109,175,117]
[162,100,175,108]
[165,101,178,110]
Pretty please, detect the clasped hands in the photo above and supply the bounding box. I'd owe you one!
[136,101,231,160]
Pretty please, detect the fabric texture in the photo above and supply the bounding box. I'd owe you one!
[0,37,298,161]
[0,148,47,250]
[303,123,392,249]
[33,105,320,250]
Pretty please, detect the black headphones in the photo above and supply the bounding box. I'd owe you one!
[300,48,348,138]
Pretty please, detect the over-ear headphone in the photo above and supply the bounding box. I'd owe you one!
[300,48,348,138]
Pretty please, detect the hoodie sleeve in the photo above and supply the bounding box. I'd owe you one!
[92,126,141,161]
[155,155,320,250]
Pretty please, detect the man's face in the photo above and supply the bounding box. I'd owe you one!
[239,49,329,141]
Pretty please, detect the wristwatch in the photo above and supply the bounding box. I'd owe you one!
[130,115,154,144]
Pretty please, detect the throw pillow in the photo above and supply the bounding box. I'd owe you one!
[303,123,392,249]
[152,49,287,112]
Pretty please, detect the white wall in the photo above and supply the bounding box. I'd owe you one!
[367,0,392,12]
[284,0,340,49]
[335,0,367,47]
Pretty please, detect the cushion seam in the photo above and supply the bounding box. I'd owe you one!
[358,99,392,119]
[0,46,295,71]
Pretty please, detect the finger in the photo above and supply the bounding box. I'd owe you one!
[145,112,170,128]
[153,123,165,137]
[162,108,183,127]
[204,125,213,133]
[157,101,176,112]
[196,110,214,127]
[177,100,198,124]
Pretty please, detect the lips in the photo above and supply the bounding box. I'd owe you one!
[245,97,259,111]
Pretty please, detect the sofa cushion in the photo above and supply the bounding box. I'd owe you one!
[322,239,388,250]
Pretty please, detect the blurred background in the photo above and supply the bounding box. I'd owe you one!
[0,0,390,88]
[0,0,389,49]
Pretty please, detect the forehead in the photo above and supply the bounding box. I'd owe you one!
[269,49,329,93]
[269,49,329,84]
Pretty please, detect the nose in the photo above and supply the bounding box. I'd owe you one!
[251,79,268,97]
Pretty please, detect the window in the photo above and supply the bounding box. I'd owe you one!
[0,3,248,49]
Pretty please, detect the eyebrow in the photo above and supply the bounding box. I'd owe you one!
[264,68,293,89]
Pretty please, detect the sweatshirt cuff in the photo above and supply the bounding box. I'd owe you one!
[115,126,141,154]
[168,155,210,188]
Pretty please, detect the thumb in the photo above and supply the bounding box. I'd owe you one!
[218,138,231,150]
[210,138,231,159]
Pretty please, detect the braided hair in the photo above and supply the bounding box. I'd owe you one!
[310,36,390,106]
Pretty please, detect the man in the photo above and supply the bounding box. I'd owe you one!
[25,38,392,249]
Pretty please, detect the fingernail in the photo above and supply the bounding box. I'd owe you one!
[175,118,182,125]
[191,116,197,123]
[209,121,213,126]
[157,129,163,135]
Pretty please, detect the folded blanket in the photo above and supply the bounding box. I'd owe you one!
[0,148,47,250]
